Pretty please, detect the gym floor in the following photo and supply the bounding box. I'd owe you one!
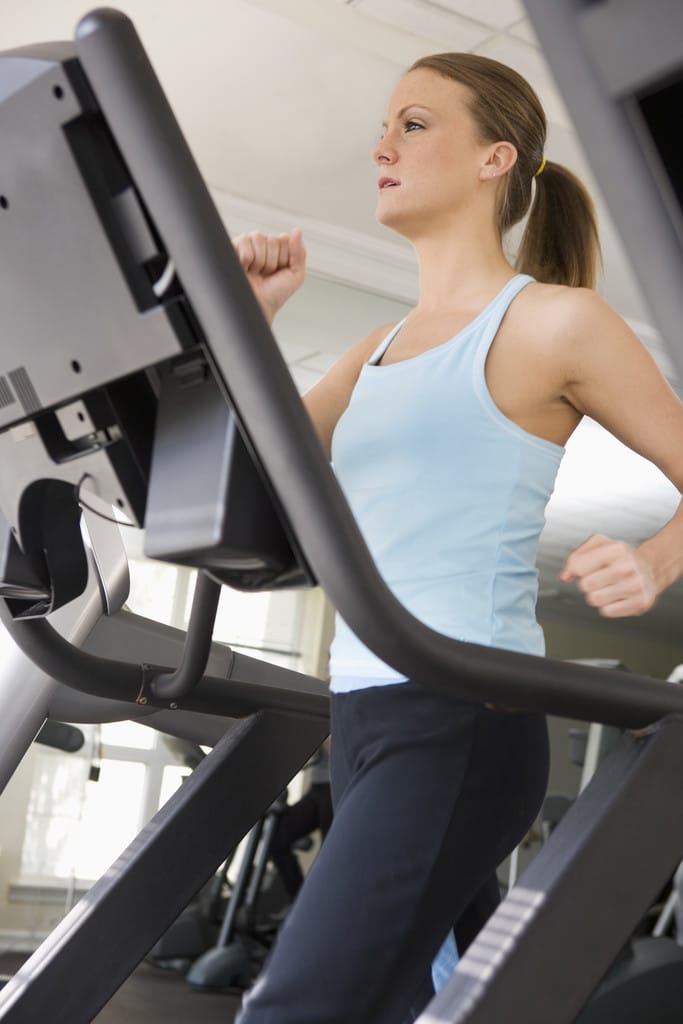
[0,952,242,1022]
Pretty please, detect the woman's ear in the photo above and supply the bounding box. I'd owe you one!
[480,141,518,180]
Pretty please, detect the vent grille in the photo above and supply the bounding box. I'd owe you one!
[8,367,40,414]
[0,375,15,410]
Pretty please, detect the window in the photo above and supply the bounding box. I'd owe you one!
[15,535,320,896]
[19,722,167,888]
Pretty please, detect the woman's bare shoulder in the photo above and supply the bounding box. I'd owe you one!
[318,321,399,381]
[519,282,613,338]
[349,322,399,362]
[308,322,398,394]
[512,282,655,396]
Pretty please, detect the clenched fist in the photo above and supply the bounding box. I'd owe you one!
[560,533,658,618]
[233,227,306,324]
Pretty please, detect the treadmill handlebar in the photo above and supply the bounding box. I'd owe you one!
[151,572,223,701]
[0,596,328,721]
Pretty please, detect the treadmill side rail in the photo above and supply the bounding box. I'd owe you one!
[0,709,329,1024]
[419,715,683,1024]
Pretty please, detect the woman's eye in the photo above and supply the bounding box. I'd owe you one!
[404,120,424,132]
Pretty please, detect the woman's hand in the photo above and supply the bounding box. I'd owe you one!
[233,227,306,324]
[560,534,659,617]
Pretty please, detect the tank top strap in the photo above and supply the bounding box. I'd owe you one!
[473,273,535,358]
[367,318,407,365]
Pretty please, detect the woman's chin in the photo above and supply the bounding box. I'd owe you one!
[375,206,413,238]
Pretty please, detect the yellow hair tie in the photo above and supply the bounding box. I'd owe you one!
[534,156,547,178]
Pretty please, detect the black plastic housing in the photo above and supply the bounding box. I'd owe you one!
[143,355,314,590]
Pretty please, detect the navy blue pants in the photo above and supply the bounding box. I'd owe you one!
[236,681,549,1024]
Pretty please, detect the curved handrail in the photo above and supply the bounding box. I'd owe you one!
[0,599,329,721]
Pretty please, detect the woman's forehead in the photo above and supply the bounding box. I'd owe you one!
[384,68,471,119]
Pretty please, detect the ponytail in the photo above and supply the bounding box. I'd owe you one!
[515,160,601,289]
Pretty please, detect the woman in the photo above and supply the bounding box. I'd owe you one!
[233,53,683,1024]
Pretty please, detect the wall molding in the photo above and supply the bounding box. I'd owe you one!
[7,881,89,905]
[0,929,48,953]
[210,187,419,303]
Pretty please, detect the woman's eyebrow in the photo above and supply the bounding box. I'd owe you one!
[381,104,432,129]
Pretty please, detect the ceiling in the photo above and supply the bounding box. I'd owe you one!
[0,0,659,321]
[1,0,681,664]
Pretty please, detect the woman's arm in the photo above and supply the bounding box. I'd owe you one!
[553,288,683,617]
[233,228,393,457]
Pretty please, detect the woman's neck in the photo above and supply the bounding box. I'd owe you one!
[410,219,514,314]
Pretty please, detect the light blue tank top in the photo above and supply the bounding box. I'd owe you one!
[328,274,564,693]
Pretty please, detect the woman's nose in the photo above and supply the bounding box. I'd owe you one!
[372,137,397,165]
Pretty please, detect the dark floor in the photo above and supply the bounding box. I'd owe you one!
[0,952,241,1023]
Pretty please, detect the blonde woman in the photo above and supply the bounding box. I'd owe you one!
[234,52,683,1024]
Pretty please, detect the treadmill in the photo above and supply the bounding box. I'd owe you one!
[0,6,682,1022]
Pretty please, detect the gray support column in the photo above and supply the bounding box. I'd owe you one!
[0,558,106,795]
[522,0,683,381]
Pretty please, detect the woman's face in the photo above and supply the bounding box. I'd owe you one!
[373,68,492,238]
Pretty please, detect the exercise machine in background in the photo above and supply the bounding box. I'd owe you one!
[186,744,331,993]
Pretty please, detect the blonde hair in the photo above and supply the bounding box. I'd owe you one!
[410,53,601,288]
